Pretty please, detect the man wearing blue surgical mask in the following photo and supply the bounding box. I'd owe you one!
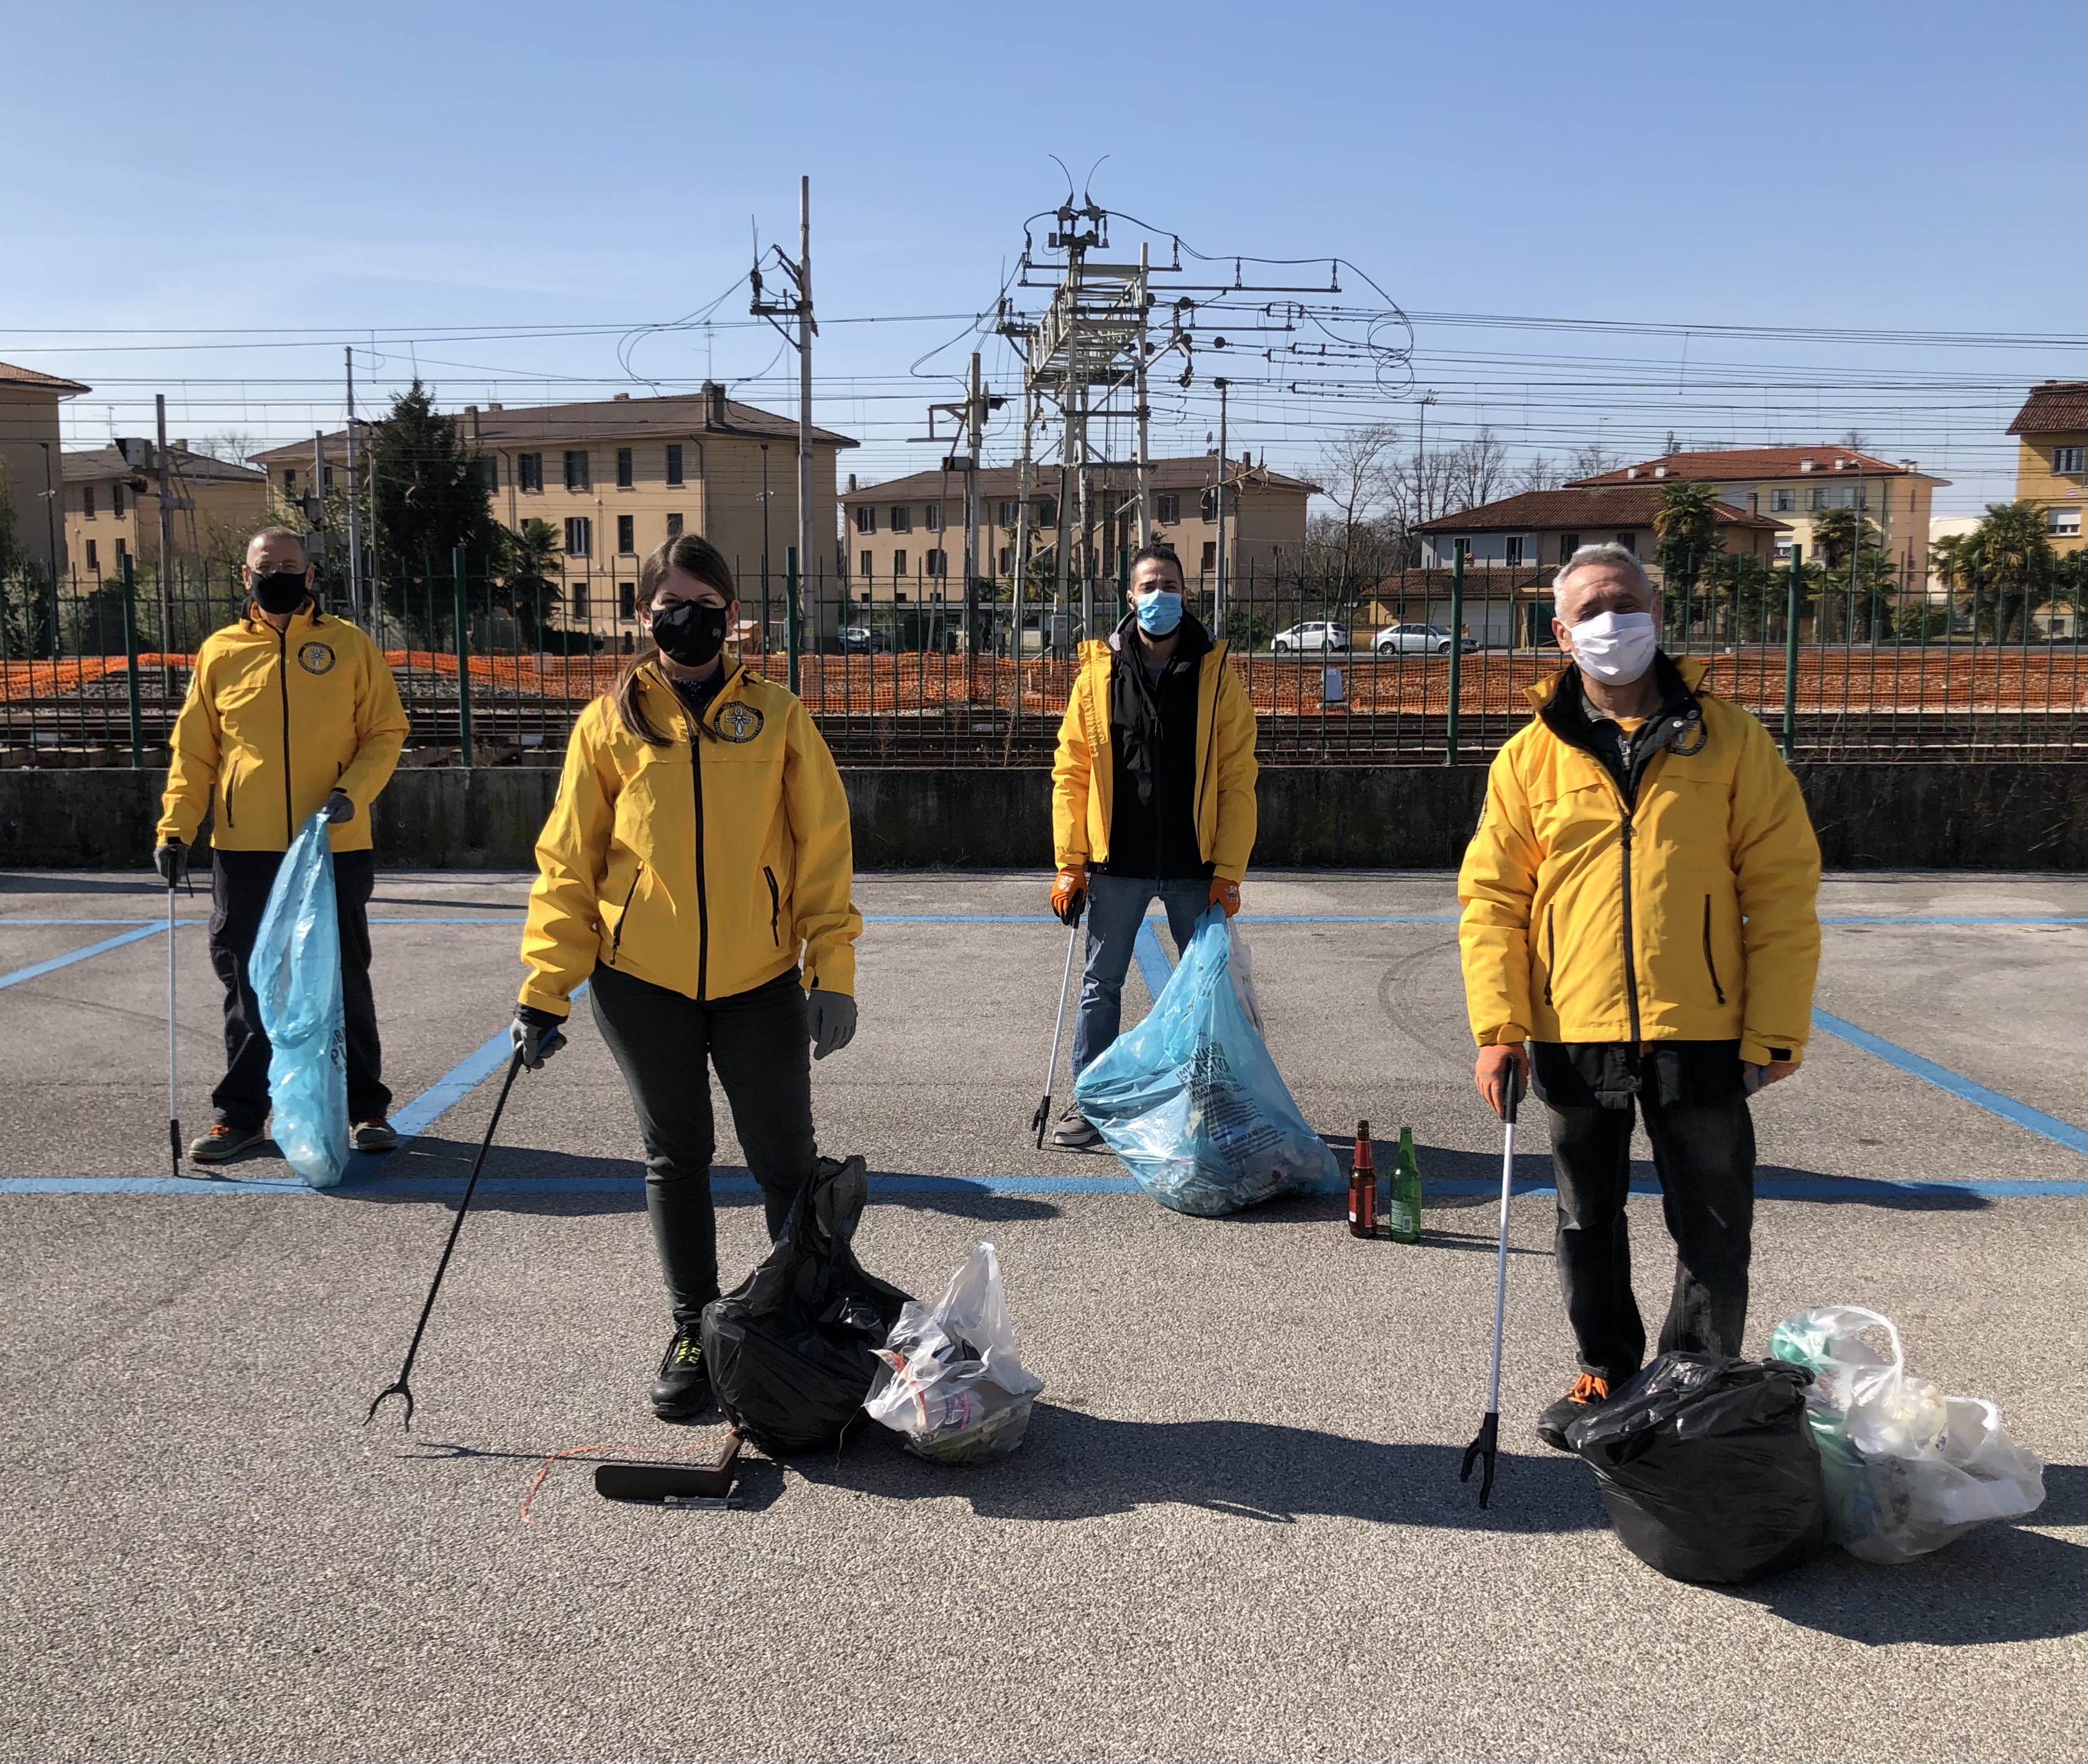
[1459,541,1821,1449]
[1046,542,1259,1149]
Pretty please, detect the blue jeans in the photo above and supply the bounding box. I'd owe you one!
[1070,872,1211,1080]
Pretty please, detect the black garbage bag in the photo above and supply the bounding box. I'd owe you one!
[1567,1353,1826,1584]
[699,1154,911,1454]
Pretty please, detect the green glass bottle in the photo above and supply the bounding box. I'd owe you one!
[1386,1125,1423,1244]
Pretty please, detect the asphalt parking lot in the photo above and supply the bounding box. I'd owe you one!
[2,866,2082,1764]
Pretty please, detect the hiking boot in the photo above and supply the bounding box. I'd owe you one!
[650,1323,714,1422]
[351,1119,399,1153]
[188,1122,267,1164]
[1049,1106,1103,1152]
[1536,1373,1613,1452]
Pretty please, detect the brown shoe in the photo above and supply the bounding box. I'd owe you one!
[188,1123,267,1164]
[351,1119,399,1153]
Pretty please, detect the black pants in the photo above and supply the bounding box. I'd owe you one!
[1546,1085,1756,1384]
[589,961,816,1326]
[208,848,389,1130]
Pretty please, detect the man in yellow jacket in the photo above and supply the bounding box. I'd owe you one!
[1046,542,1258,1149]
[1459,541,1820,1449]
[155,527,409,1163]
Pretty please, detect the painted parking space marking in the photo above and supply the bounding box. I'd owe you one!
[1810,1008,2087,1153]
[0,924,165,991]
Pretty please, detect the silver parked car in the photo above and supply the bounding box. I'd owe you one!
[1374,621,1478,656]
[1272,620,1349,654]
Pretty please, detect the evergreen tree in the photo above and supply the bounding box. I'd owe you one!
[363,380,499,633]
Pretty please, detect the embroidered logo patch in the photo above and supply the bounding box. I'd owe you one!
[715,701,764,744]
[1671,713,1708,757]
[297,642,336,675]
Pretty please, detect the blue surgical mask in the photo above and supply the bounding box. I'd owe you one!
[1133,590,1183,637]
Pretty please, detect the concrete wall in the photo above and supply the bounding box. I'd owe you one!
[2,763,2082,872]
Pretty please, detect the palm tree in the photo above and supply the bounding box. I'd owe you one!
[496,518,570,650]
[1970,501,2053,642]
[1653,480,1723,641]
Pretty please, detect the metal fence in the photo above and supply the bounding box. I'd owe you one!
[2,552,2081,768]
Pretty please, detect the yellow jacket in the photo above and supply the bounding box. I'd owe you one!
[1458,658,1821,1067]
[1051,632,1259,881]
[519,662,860,1017]
[157,604,408,854]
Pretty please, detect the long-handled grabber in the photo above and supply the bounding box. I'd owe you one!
[1029,917,1082,1148]
[1460,1063,1525,1509]
[166,867,182,1178]
[366,1048,527,1428]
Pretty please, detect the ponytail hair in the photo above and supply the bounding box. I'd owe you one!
[610,532,739,745]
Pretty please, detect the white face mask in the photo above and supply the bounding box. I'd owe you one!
[1567,608,1657,685]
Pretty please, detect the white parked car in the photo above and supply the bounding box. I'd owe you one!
[1374,621,1478,656]
[1272,620,1349,654]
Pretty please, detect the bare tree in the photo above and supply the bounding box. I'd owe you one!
[1838,428,1870,452]
[1306,424,1402,589]
[1514,454,1564,493]
[193,431,260,467]
[1567,441,1625,481]
[1443,426,1508,513]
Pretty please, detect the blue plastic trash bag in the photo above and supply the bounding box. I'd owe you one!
[248,812,349,1187]
[1074,907,1341,1216]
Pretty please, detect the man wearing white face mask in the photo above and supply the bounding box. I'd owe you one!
[1045,542,1259,1149]
[1458,541,1821,1449]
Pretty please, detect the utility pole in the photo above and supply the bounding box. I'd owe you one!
[749,175,818,692]
[345,347,365,625]
[1134,242,1152,549]
[154,394,176,654]
[1213,378,1229,638]
[963,352,983,657]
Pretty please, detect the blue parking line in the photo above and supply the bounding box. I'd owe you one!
[1132,921,1174,997]
[1810,1010,2087,1154]
[0,923,165,991]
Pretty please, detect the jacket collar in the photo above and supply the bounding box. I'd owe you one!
[240,601,324,638]
[639,657,749,737]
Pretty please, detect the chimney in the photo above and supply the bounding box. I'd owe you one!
[613,392,631,401]
[1899,458,1917,471]
[1626,466,1640,480]
[1799,457,1815,472]
[487,403,503,412]
[847,472,857,492]
[173,439,189,452]
[1653,465,1667,478]
[702,380,728,427]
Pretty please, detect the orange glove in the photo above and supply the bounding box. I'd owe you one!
[1209,877,1241,918]
[1051,866,1087,926]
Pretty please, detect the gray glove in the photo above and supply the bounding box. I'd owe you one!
[807,987,857,1061]
[322,788,355,824]
[153,843,188,886]
[510,1004,568,1070]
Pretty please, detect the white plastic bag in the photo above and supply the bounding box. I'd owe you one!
[865,1242,1044,1464]
[1770,1305,2045,1563]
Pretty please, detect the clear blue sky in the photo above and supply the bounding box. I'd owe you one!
[3,0,2082,511]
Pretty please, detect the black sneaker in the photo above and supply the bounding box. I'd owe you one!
[1536,1373,1614,1452]
[351,1119,399,1153]
[188,1122,267,1164]
[1049,1106,1103,1152]
[650,1323,714,1422]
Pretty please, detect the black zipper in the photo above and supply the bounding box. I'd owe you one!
[1618,807,1641,1045]
[1543,904,1556,1005]
[1702,893,1726,1005]
[275,625,293,842]
[223,760,238,828]
[608,862,644,964]
[683,700,711,999]
[764,866,780,946]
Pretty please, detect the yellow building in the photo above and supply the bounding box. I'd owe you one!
[61,443,268,587]
[0,360,89,581]
[2004,380,2086,554]
[839,453,1315,608]
[253,383,857,634]
[1570,446,1948,587]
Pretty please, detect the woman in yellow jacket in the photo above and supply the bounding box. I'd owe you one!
[511,532,862,1420]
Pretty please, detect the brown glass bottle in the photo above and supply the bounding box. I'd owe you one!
[1347,1119,1377,1237]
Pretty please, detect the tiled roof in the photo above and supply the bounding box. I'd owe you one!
[1415,485,1787,534]
[252,385,855,464]
[0,360,89,395]
[2006,381,2088,436]
[63,445,265,484]
[845,455,1318,503]
[1569,446,1931,485]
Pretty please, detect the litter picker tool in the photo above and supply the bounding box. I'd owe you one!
[166,866,182,1178]
[1460,1061,1524,1509]
[1029,916,1082,1147]
[595,1432,743,1505]
[366,1047,526,1428]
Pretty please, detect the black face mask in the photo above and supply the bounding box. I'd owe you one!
[250,569,309,615]
[651,600,729,669]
